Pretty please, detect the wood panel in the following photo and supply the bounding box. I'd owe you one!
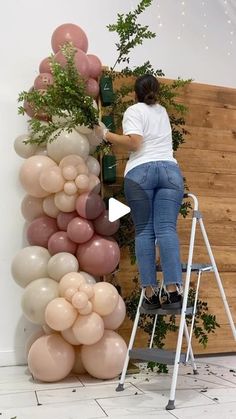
[105,77,236,355]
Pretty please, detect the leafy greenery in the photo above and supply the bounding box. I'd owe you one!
[18,43,99,145]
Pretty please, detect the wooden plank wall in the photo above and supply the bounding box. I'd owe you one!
[108,79,236,355]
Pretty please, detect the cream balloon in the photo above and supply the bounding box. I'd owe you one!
[61,327,81,345]
[34,146,48,156]
[19,155,56,198]
[72,312,104,345]
[54,191,77,212]
[81,330,127,379]
[64,181,78,195]
[75,174,89,190]
[79,283,94,299]
[28,334,75,382]
[11,246,50,288]
[59,272,86,297]
[47,129,90,163]
[47,252,79,282]
[42,324,54,334]
[75,124,92,135]
[21,195,44,222]
[21,277,59,324]
[72,346,86,374]
[43,195,60,218]
[45,297,77,331]
[14,134,37,158]
[71,291,88,310]
[86,156,100,176]
[102,296,126,330]
[91,282,119,316]
[64,287,77,302]
[62,165,78,180]
[77,163,89,175]
[39,166,65,193]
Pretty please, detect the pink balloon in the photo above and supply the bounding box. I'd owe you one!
[48,231,77,255]
[76,192,105,220]
[27,216,58,247]
[103,296,126,330]
[93,210,120,236]
[54,49,89,79]
[51,23,88,54]
[28,334,75,382]
[87,54,102,79]
[81,330,127,379]
[67,216,94,244]
[23,89,49,121]
[76,234,120,276]
[39,57,52,74]
[85,78,99,98]
[57,211,77,231]
[34,73,53,90]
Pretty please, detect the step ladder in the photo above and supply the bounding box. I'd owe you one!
[116,193,236,410]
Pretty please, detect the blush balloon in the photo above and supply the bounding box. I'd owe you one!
[87,54,102,79]
[39,57,52,74]
[48,231,77,255]
[76,192,105,220]
[34,73,53,90]
[57,211,77,231]
[27,216,58,247]
[85,78,99,98]
[51,23,88,54]
[76,234,120,276]
[102,295,126,330]
[67,217,94,244]
[93,210,120,236]
[54,49,89,79]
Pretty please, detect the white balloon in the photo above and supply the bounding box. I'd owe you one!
[14,134,37,158]
[11,246,51,288]
[43,195,60,218]
[79,271,97,285]
[47,129,90,163]
[86,156,100,176]
[75,125,92,135]
[48,252,79,282]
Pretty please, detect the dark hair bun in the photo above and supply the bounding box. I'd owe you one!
[144,92,157,105]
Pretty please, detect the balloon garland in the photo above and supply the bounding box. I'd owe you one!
[12,23,127,382]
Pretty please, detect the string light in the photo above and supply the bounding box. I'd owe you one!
[201,0,209,50]
[177,0,186,40]
[221,0,234,56]
[156,2,163,28]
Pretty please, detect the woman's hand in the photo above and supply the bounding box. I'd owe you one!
[93,123,109,141]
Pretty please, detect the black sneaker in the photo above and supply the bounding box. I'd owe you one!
[161,291,182,310]
[142,293,161,311]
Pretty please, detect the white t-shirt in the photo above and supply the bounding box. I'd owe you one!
[122,102,177,176]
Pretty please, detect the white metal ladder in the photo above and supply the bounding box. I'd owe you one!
[116,193,236,410]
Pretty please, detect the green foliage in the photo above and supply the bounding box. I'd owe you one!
[124,276,220,372]
[18,43,99,145]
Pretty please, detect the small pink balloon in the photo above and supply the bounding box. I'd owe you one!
[93,210,120,236]
[85,78,99,98]
[64,287,77,302]
[62,165,78,180]
[75,174,89,190]
[67,216,94,244]
[27,216,58,247]
[34,73,53,90]
[39,57,52,74]
[76,234,120,276]
[76,192,105,220]
[51,23,88,54]
[71,291,88,309]
[77,164,89,175]
[48,231,77,255]
[64,181,78,196]
[87,54,102,79]
[57,211,77,231]
[78,301,93,315]
[79,283,94,299]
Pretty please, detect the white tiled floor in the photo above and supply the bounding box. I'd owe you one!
[0,355,236,418]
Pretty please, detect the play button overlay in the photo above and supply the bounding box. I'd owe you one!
[108,198,131,222]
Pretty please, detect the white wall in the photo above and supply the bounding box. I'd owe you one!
[0,0,235,366]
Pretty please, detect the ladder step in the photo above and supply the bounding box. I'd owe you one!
[140,306,194,315]
[129,348,186,365]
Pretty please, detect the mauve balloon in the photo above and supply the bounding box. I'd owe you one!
[48,231,77,255]
[76,192,105,220]
[67,217,94,244]
[57,211,77,231]
[27,216,58,247]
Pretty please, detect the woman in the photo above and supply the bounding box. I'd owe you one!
[95,74,184,310]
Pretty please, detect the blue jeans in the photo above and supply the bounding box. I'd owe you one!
[124,161,184,288]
